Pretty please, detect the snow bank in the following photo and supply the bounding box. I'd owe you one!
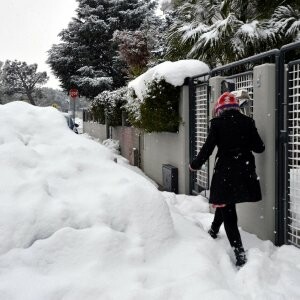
[0,101,174,256]
[129,60,210,100]
[102,138,120,154]
[1,102,300,299]
[162,192,300,300]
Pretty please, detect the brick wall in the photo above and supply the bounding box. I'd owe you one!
[111,126,142,167]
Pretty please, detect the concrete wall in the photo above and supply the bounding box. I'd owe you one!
[142,85,190,194]
[237,64,276,242]
[83,122,107,141]
[82,86,191,194]
[208,77,224,184]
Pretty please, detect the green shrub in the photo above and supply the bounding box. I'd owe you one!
[127,78,181,132]
[89,87,128,126]
[89,103,106,124]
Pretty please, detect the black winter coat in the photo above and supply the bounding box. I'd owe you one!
[190,110,265,204]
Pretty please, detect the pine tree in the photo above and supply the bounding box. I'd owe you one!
[112,13,170,78]
[48,0,156,99]
[2,60,48,106]
[113,30,150,78]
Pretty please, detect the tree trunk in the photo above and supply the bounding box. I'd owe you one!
[240,0,249,23]
[26,92,36,106]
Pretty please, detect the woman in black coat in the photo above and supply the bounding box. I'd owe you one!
[189,92,265,267]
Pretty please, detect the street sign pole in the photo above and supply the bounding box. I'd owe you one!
[69,89,79,121]
[73,97,76,121]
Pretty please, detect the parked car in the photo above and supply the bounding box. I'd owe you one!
[63,113,79,134]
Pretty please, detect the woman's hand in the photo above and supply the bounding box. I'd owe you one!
[189,164,197,172]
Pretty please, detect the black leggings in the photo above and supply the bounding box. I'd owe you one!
[211,204,243,249]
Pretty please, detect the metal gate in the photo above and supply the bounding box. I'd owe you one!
[188,43,300,247]
[195,83,209,190]
[227,71,254,116]
[287,59,300,247]
[189,75,210,194]
[189,71,254,194]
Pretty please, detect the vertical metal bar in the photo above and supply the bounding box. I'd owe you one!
[284,62,293,247]
[206,84,210,191]
[286,63,292,246]
[189,77,196,194]
[275,52,286,246]
[73,98,76,121]
[275,53,280,246]
[105,114,109,139]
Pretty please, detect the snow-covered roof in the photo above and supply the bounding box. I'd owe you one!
[128,60,210,100]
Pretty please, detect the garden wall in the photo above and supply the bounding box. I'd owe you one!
[83,122,107,141]
[111,126,142,166]
[141,85,190,194]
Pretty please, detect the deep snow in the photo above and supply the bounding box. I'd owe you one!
[0,102,299,300]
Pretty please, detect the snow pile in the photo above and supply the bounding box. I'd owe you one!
[0,103,174,255]
[1,102,300,299]
[129,60,209,100]
[102,138,120,154]
[162,192,300,300]
[74,117,83,134]
[0,102,175,297]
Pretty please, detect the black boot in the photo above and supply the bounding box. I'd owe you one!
[208,228,218,239]
[234,247,247,267]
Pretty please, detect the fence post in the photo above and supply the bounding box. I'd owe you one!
[188,77,196,194]
[275,52,287,246]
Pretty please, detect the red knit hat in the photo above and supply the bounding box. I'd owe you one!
[215,92,239,114]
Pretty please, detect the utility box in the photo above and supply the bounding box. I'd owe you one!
[162,164,178,194]
[131,148,139,167]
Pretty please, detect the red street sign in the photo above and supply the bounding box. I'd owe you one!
[69,89,78,99]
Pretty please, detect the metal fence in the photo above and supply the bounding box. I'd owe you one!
[194,83,209,190]
[287,59,300,247]
[189,74,210,194]
[227,72,254,116]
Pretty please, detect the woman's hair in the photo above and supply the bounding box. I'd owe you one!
[214,92,240,116]
[216,105,240,116]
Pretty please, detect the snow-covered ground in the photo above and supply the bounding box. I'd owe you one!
[0,102,300,300]
[74,117,83,134]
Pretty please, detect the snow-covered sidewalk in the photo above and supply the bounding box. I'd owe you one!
[0,102,299,300]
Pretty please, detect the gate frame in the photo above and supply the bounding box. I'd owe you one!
[188,48,295,245]
[279,41,300,246]
[188,73,210,195]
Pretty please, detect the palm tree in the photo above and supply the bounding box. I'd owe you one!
[268,5,300,48]
[165,0,300,66]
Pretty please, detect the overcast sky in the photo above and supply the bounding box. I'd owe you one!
[0,0,78,89]
[0,0,166,90]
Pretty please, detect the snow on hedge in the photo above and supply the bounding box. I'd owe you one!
[128,59,209,100]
